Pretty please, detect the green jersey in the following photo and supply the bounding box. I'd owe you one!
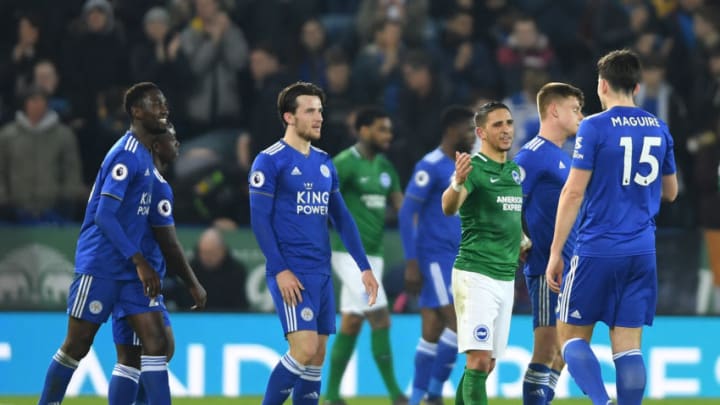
[331,146,401,255]
[453,153,523,280]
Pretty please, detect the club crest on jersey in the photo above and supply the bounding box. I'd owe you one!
[111,163,128,181]
[379,172,391,188]
[157,199,172,217]
[320,164,330,178]
[512,170,521,184]
[301,307,314,321]
[250,171,265,188]
[88,300,103,315]
[473,324,490,342]
[414,170,430,187]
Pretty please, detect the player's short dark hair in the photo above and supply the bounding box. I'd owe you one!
[276,81,326,127]
[440,105,475,133]
[597,49,642,95]
[354,106,389,131]
[536,82,585,120]
[123,82,161,117]
[474,101,510,127]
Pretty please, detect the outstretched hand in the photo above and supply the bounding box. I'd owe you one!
[361,269,379,306]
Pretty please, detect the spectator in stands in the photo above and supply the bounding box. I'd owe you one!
[316,47,357,157]
[130,6,191,130]
[179,0,248,136]
[356,0,429,47]
[167,227,249,311]
[0,86,84,223]
[496,14,559,96]
[502,67,549,156]
[33,60,72,122]
[293,18,329,89]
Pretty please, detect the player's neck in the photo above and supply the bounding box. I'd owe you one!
[480,145,507,164]
[537,123,566,148]
[283,130,311,156]
[354,142,376,160]
[440,142,455,160]
[603,94,636,109]
[129,125,154,151]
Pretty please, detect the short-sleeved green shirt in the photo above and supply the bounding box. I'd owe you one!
[331,146,401,255]
[453,152,523,280]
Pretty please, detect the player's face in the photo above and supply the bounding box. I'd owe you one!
[289,95,323,141]
[453,121,476,153]
[154,128,180,166]
[139,89,170,135]
[366,117,393,152]
[478,108,514,153]
[556,96,583,136]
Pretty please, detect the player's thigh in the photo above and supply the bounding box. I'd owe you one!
[526,273,559,329]
[557,255,615,326]
[116,280,168,352]
[165,324,175,362]
[452,269,505,354]
[66,273,117,324]
[420,308,445,341]
[609,326,643,353]
[491,276,515,358]
[114,343,142,368]
[418,253,455,310]
[615,253,657,328]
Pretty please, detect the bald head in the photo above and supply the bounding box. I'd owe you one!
[197,228,227,270]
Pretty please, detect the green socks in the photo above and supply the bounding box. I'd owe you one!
[371,327,403,399]
[455,371,466,405]
[325,332,358,401]
[461,369,489,404]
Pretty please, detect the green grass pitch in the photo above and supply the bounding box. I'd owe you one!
[1,397,717,405]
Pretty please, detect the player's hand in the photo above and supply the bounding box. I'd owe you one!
[276,269,304,306]
[132,253,161,298]
[404,259,422,295]
[361,269,379,306]
[519,233,532,263]
[454,152,472,185]
[188,281,207,310]
[545,253,564,293]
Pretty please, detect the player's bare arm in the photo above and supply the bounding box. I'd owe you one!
[361,269,379,306]
[661,174,678,202]
[276,269,305,307]
[546,168,591,293]
[441,151,471,215]
[152,226,207,310]
[132,253,161,298]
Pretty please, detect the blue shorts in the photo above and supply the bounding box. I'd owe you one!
[557,254,657,328]
[418,252,455,309]
[267,272,336,336]
[66,273,166,324]
[525,273,559,329]
[112,299,171,345]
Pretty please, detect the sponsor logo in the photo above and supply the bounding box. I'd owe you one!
[137,192,151,216]
[559,161,566,169]
[570,310,582,319]
[111,163,128,181]
[250,171,265,188]
[490,177,500,183]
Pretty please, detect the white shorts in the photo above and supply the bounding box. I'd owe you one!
[331,252,388,314]
[452,269,515,357]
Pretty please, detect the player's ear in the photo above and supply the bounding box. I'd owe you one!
[632,83,640,96]
[283,112,294,126]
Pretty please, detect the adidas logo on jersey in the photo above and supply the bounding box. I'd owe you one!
[145,168,150,176]
[531,388,545,397]
[303,392,320,399]
[570,309,582,319]
[559,161,566,169]
[291,167,302,175]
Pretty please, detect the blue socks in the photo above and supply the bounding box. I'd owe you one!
[135,379,148,405]
[428,328,458,400]
[523,362,550,404]
[293,365,322,404]
[410,338,437,404]
[38,349,79,405]
[613,349,646,405]
[108,364,140,405]
[562,338,610,405]
[262,352,305,405]
[548,368,561,402]
[140,355,171,405]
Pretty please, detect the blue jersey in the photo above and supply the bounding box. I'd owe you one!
[139,169,175,279]
[572,106,676,256]
[404,148,461,256]
[76,132,155,280]
[249,140,339,275]
[514,136,576,276]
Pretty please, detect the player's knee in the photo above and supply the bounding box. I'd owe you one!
[291,340,320,364]
[466,351,493,373]
[366,308,390,329]
[140,332,168,356]
[61,331,96,359]
[340,314,364,334]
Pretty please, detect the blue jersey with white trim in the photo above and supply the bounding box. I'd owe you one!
[404,148,461,256]
[249,140,339,275]
[514,136,576,276]
[571,106,676,256]
[140,169,174,279]
[75,132,155,280]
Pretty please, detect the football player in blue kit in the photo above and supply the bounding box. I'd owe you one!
[546,50,678,405]
[110,122,207,405]
[248,81,379,405]
[514,82,584,405]
[399,106,476,405]
[38,82,174,405]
